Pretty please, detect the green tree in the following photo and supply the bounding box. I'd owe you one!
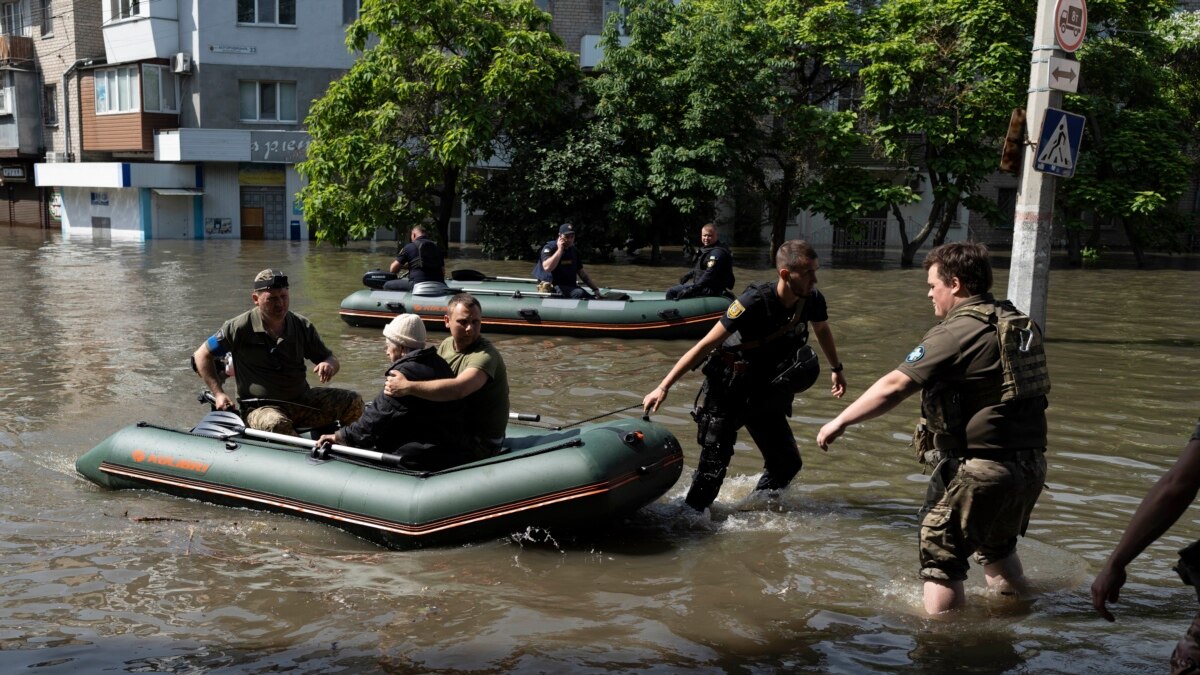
[297,0,579,247]
[854,0,1033,266]
[1060,3,1200,266]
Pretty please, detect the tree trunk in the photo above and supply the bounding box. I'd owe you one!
[769,165,796,265]
[1120,217,1146,267]
[900,199,942,268]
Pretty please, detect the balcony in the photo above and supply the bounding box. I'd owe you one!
[0,35,33,64]
[102,16,179,63]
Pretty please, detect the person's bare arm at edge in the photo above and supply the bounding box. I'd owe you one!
[816,369,920,450]
[384,367,489,402]
[642,322,731,414]
[193,342,234,411]
[811,320,846,399]
[578,268,601,296]
[1092,436,1200,622]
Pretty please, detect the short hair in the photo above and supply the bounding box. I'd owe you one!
[701,223,717,234]
[776,240,818,271]
[411,225,429,236]
[923,241,993,295]
[446,292,481,314]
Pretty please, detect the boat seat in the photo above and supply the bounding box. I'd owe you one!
[412,281,452,296]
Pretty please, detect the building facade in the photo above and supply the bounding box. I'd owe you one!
[34,0,357,240]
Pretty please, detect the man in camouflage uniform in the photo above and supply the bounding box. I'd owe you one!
[1093,421,1200,674]
[193,268,363,435]
[818,241,1049,614]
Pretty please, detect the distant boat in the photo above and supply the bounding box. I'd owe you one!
[76,411,684,549]
[337,270,731,340]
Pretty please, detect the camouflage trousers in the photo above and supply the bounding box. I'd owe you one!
[1172,611,1200,674]
[918,449,1046,582]
[244,387,364,437]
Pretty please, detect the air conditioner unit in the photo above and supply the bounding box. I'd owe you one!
[171,53,192,74]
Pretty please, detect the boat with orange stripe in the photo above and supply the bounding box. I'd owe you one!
[75,413,684,549]
[338,269,731,339]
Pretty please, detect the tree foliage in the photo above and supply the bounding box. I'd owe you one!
[297,0,578,247]
[1060,3,1200,265]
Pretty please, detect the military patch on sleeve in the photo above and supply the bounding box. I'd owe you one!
[905,345,925,363]
[706,257,716,268]
[725,299,745,319]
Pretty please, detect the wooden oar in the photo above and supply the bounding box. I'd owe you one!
[194,411,404,466]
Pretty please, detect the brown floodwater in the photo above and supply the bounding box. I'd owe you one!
[1,227,1198,672]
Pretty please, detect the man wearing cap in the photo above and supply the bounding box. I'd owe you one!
[193,268,364,436]
[315,315,472,470]
[533,223,602,299]
[384,293,510,455]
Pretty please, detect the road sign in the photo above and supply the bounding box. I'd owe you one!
[1043,56,1080,93]
[1034,108,1085,178]
[1054,0,1087,52]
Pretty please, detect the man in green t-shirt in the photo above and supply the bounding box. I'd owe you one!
[385,293,510,452]
[193,268,364,435]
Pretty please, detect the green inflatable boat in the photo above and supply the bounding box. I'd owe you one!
[76,412,684,549]
[338,270,731,339]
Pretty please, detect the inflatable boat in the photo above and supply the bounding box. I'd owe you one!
[75,411,684,549]
[337,270,731,339]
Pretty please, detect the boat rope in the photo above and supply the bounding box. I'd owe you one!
[561,403,645,429]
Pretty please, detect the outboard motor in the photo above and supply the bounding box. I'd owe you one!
[363,270,397,289]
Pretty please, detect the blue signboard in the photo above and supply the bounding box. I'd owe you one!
[1034,108,1085,178]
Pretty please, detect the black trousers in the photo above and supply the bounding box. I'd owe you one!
[687,379,800,510]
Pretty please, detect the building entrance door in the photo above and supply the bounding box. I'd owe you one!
[241,207,264,240]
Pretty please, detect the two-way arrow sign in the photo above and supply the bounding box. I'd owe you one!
[1041,56,1081,93]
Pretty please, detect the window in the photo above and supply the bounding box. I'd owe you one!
[109,0,139,21]
[238,0,295,26]
[996,187,1017,229]
[42,83,57,125]
[0,71,14,115]
[239,81,297,122]
[38,0,51,36]
[142,65,178,113]
[342,0,359,24]
[1,1,27,36]
[94,66,140,114]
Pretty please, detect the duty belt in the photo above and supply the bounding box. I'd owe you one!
[947,447,1044,461]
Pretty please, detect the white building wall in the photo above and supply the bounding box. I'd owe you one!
[60,186,144,240]
[201,163,241,239]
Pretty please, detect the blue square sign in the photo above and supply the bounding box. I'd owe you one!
[1034,108,1086,178]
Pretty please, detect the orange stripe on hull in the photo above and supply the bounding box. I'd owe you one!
[99,451,683,538]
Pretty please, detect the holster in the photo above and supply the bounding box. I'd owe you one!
[911,420,942,473]
[1175,540,1200,603]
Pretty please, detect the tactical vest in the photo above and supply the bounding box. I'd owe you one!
[407,238,439,272]
[921,299,1051,447]
[706,283,810,389]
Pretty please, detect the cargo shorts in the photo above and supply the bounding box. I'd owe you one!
[245,387,364,436]
[918,449,1047,582]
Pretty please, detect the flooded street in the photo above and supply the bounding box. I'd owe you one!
[2,228,1199,673]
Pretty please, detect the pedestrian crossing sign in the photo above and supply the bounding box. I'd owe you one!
[1034,107,1085,178]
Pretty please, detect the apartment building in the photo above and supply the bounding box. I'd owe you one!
[33,0,358,240]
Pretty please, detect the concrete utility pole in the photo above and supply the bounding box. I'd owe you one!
[1007,0,1063,332]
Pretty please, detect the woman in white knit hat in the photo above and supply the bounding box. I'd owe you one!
[315,314,473,470]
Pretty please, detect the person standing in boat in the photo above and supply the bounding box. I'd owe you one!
[1092,422,1200,673]
[385,293,510,455]
[383,224,445,292]
[534,223,602,299]
[642,240,847,513]
[666,223,734,300]
[193,268,364,436]
[314,315,475,470]
[816,241,1049,615]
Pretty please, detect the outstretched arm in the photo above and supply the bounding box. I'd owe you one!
[816,369,919,450]
[1092,435,1200,621]
[642,322,730,413]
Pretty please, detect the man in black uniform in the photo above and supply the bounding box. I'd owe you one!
[383,225,445,291]
[666,223,734,300]
[643,240,847,512]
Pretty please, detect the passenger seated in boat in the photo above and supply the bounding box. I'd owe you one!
[193,268,364,436]
[666,223,735,300]
[383,224,445,292]
[384,293,510,456]
[315,314,477,470]
[533,223,602,299]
